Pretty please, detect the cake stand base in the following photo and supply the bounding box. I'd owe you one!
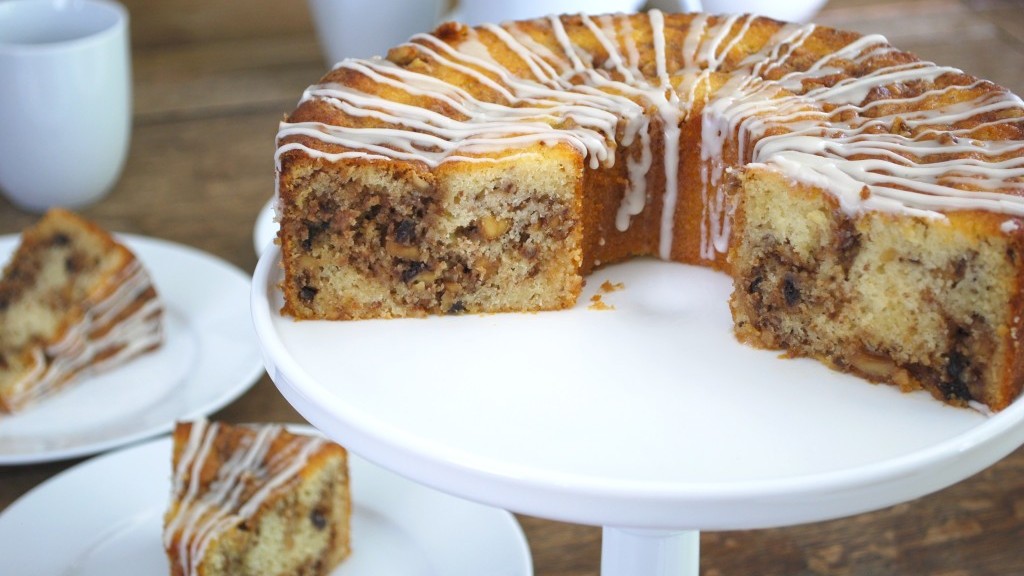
[601,527,699,576]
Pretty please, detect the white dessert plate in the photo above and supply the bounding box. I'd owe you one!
[253,196,276,256]
[253,245,1024,531]
[0,431,533,576]
[0,235,263,465]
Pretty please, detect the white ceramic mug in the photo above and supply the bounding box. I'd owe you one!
[448,0,646,26]
[0,0,131,213]
[648,0,828,22]
[308,0,447,65]
[307,0,650,67]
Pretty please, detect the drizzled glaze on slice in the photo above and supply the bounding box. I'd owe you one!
[164,421,329,576]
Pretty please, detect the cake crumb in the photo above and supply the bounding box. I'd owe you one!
[588,280,625,310]
[599,280,624,293]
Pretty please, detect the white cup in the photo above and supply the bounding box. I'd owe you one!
[0,0,131,213]
[308,0,651,68]
[308,0,447,65]
[648,0,828,23]
[448,0,646,26]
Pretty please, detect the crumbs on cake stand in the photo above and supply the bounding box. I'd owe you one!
[588,280,625,311]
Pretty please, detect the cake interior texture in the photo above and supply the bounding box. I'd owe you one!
[163,420,351,576]
[0,208,162,413]
[731,168,1023,410]
[274,11,1024,410]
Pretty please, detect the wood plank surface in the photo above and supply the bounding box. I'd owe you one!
[1,1,1022,574]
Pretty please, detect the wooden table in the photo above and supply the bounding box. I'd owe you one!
[1,0,1022,574]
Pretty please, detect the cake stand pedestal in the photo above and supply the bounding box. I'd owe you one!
[252,247,1024,576]
[601,528,698,576]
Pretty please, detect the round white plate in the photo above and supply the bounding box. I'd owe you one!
[252,246,1024,531]
[0,235,263,465]
[0,431,533,576]
[253,197,276,256]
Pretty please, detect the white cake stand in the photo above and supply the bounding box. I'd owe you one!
[251,246,1024,576]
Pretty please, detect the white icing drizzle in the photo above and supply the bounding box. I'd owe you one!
[611,13,642,76]
[646,9,685,258]
[581,14,636,83]
[164,421,329,576]
[276,11,1024,263]
[4,259,162,409]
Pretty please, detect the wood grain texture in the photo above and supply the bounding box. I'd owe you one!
[1,1,1023,574]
